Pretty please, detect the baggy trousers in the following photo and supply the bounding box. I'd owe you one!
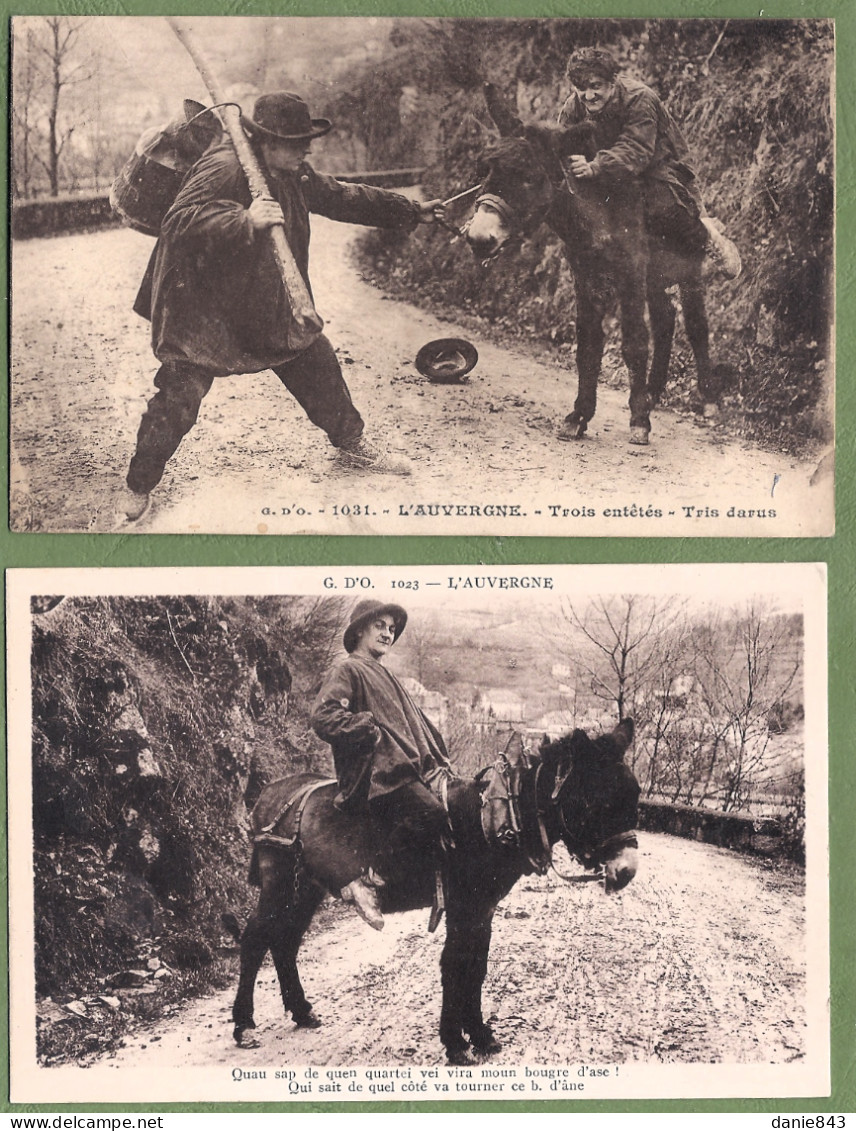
[127,333,364,495]
[368,779,449,883]
[643,179,708,255]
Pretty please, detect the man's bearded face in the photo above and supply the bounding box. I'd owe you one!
[356,615,397,660]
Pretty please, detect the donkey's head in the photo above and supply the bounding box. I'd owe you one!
[540,719,640,893]
[464,83,596,262]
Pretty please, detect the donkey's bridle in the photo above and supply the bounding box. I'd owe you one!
[434,187,518,250]
[474,192,517,226]
[538,760,638,880]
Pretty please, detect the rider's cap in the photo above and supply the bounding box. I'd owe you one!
[566,47,621,84]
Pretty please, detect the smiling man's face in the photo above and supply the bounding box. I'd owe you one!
[354,614,397,661]
[574,76,617,115]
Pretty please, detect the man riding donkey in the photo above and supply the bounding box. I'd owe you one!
[311,600,452,930]
[558,47,741,277]
[119,91,442,524]
[554,47,742,434]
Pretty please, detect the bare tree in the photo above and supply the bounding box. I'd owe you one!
[689,602,802,811]
[399,615,441,686]
[42,17,95,195]
[637,620,699,797]
[441,700,496,775]
[11,24,40,198]
[12,17,95,197]
[560,594,688,722]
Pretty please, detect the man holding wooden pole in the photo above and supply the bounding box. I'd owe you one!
[120,90,441,523]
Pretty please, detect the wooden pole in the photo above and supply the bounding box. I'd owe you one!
[168,17,323,351]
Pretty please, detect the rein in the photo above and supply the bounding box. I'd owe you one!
[434,184,482,238]
[538,761,638,886]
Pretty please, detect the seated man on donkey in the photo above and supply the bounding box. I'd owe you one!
[311,600,452,930]
[557,46,742,280]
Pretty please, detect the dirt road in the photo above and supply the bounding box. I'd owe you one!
[92,834,805,1073]
[10,221,830,536]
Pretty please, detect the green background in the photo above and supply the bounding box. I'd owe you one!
[3,0,854,1115]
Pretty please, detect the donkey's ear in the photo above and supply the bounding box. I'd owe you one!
[611,718,635,755]
[484,82,525,137]
[504,730,525,767]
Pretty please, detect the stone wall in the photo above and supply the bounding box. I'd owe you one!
[638,799,785,857]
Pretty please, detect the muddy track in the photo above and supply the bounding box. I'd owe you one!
[93,833,805,1072]
[10,221,828,535]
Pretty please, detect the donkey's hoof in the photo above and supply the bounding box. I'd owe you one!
[629,426,650,446]
[447,1049,477,1067]
[471,1035,503,1055]
[557,414,587,442]
[294,1009,322,1029]
[234,1025,261,1049]
[702,402,720,419]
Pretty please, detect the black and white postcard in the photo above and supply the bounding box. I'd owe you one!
[9,17,834,536]
[7,564,828,1102]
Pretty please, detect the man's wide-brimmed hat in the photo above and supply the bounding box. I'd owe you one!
[415,338,479,383]
[242,91,332,142]
[344,600,408,653]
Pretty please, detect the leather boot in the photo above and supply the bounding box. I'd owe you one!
[341,875,385,931]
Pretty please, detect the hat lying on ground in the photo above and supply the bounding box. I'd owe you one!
[415,338,479,383]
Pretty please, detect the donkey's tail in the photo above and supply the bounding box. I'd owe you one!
[221,911,243,943]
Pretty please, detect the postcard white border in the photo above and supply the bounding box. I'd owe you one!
[6,563,830,1102]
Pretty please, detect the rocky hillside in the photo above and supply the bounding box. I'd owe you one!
[30,594,346,1061]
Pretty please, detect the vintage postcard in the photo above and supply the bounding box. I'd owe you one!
[7,563,828,1102]
[9,16,834,537]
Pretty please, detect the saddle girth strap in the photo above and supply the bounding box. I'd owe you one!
[253,778,336,849]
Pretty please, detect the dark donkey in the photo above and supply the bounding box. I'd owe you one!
[466,84,726,444]
[231,719,640,1065]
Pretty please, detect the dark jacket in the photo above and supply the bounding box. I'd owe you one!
[311,654,451,808]
[134,143,422,375]
[558,76,703,212]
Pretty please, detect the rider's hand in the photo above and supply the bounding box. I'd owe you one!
[569,155,594,179]
[419,198,444,224]
[248,196,285,230]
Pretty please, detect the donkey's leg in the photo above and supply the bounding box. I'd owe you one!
[462,913,501,1054]
[440,921,472,1063]
[646,275,677,407]
[679,273,719,413]
[232,849,293,1047]
[269,882,325,1027]
[440,888,502,1063]
[617,275,651,443]
[559,282,605,440]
